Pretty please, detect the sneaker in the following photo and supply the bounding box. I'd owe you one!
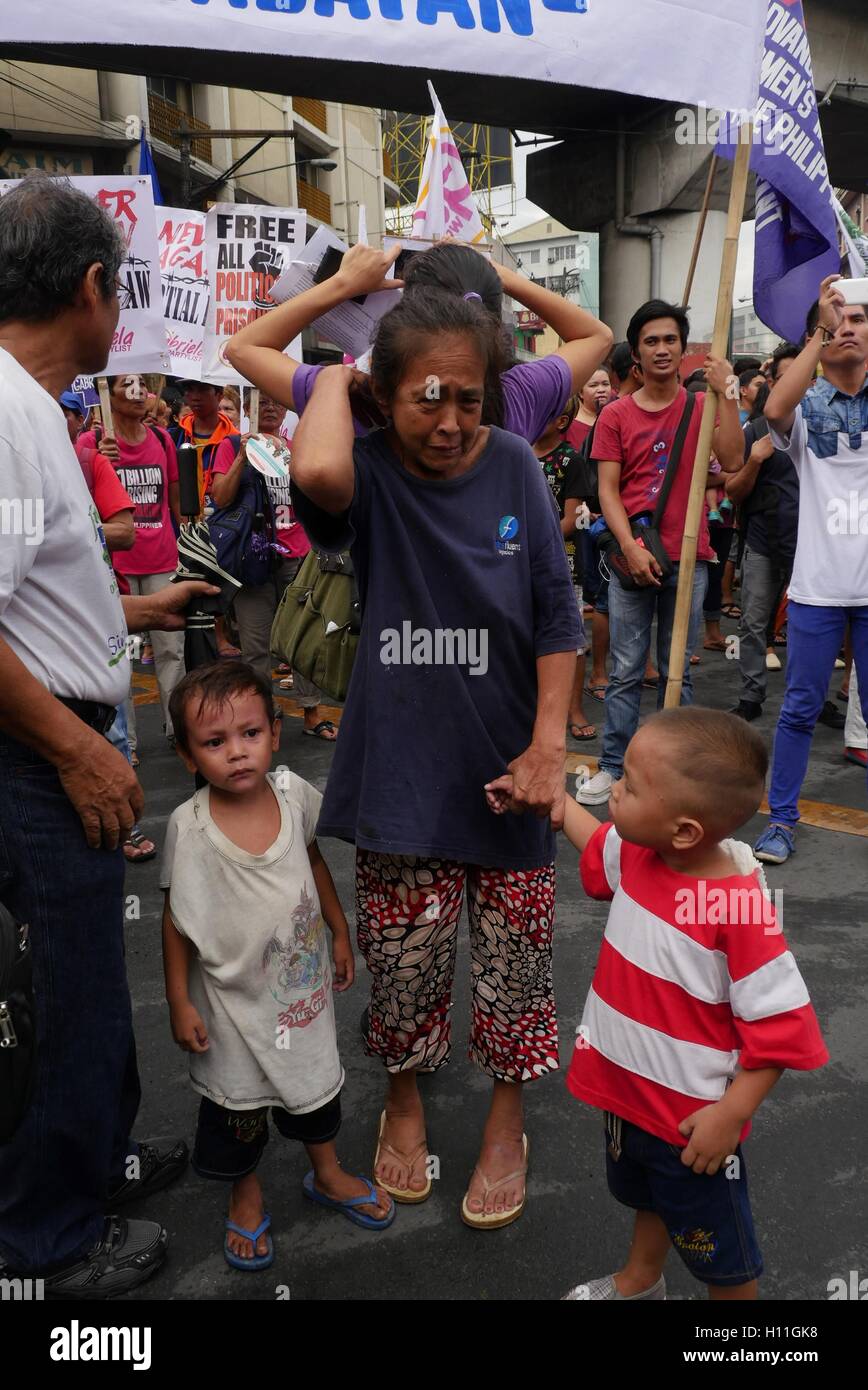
[731,700,763,722]
[107,1140,189,1209]
[719,497,734,514]
[754,823,795,864]
[8,1216,169,1300]
[765,651,782,671]
[707,508,723,524]
[575,770,614,806]
[818,700,845,730]
[845,747,868,768]
[562,1273,666,1301]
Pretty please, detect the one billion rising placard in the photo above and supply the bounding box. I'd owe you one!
[202,204,306,384]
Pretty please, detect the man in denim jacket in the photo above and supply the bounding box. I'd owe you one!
[755,275,868,864]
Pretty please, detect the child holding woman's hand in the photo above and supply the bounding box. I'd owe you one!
[486,706,827,1300]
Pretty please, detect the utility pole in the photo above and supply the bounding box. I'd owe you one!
[174,122,296,209]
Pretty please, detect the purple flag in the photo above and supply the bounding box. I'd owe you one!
[717,0,839,343]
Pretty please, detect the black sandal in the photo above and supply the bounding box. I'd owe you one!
[123,829,156,863]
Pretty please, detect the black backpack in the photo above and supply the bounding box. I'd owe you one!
[208,462,276,588]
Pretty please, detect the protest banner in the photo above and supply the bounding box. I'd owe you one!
[71,376,101,409]
[0,3,767,115]
[413,84,486,244]
[202,203,305,384]
[158,208,209,379]
[717,0,839,343]
[0,175,170,374]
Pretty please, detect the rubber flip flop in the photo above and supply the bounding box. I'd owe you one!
[224,1213,273,1271]
[123,829,156,863]
[302,720,338,740]
[373,1111,432,1204]
[568,723,597,741]
[302,1171,395,1230]
[461,1134,529,1231]
[585,683,608,702]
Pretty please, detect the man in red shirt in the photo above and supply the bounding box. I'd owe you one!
[578,300,742,805]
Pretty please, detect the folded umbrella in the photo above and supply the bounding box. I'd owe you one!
[172,520,241,671]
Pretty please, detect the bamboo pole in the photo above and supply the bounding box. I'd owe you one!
[97,376,114,437]
[665,129,753,710]
[682,153,719,308]
[248,387,260,435]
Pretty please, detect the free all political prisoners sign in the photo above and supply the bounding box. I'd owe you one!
[0,175,170,374]
[202,204,305,384]
[0,2,767,114]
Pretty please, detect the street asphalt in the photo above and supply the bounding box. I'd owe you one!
[117,620,867,1303]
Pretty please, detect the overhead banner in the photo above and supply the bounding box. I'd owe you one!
[0,2,767,113]
[202,203,305,384]
[158,208,209,379]
[0,175,170,373]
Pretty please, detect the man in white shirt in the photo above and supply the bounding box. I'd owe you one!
[0,175,215,1297]
[755,275,868,865]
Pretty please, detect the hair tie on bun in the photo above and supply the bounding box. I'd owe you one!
[463,291,483,302]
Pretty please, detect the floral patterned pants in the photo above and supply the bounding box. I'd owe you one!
[355,851,559,1083]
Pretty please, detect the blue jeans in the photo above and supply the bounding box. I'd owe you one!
[0,733,141,1271]
[769,602,868,825]
[600,563,708,779]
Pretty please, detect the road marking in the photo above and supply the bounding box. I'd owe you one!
[563,754,868,838]
[131,679,867,835]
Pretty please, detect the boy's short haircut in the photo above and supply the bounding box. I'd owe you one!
[771,342,800,379]
[646,706,768,837]
[169,661,276,754]
[607,341,634,384]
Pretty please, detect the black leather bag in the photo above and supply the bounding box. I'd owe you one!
[0,903,37,1143]
[598,392,697,591]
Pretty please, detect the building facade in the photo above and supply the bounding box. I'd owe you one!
[0,59,393,364]
[502,216,600,358]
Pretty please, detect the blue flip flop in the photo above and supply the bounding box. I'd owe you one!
[224,1213,274,1270]
[302,1171,395,1230]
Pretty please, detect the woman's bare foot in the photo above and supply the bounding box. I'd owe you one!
[464,1133,527,1217]
[374,1101,429,1195]
[226,1172,269,1260]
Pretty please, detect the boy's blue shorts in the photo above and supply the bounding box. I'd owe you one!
[604,1116,763,1287]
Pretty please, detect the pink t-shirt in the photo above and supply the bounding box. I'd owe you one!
[76,427,179,575]
[211,437,311,560]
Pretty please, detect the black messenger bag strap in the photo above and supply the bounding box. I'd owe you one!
[650,390,698,529]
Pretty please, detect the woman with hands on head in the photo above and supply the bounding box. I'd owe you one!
[225,239,613,444]
[286,284,582,1229]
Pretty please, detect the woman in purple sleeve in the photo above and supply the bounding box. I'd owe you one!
[225,241,612,444]
[283,286,582,1229]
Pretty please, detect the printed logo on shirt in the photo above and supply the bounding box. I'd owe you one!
[115,465,166,529]
[496,514,521,556]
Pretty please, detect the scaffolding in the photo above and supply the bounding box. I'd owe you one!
[382,111,515,237]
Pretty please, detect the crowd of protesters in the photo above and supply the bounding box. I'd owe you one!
[0,171,857,1301]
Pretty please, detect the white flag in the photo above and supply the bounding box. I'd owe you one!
[412,84,485,246]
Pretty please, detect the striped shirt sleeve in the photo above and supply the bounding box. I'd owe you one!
[719,893,828,1072]
[580,822,621,901]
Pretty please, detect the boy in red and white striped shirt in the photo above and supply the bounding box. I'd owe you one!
[563,708,826,1300]
[488,706,828,1300]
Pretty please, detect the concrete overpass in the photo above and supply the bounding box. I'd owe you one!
[525,0,868,345]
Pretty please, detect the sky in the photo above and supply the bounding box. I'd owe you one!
[488,132,758,308]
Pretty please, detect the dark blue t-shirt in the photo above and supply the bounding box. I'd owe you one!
[291,426,581,869]
[742,420,799,564]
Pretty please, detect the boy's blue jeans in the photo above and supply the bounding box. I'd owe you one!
[600,563,708,780]
[769,601,868,825]
[0,732,141,1272]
